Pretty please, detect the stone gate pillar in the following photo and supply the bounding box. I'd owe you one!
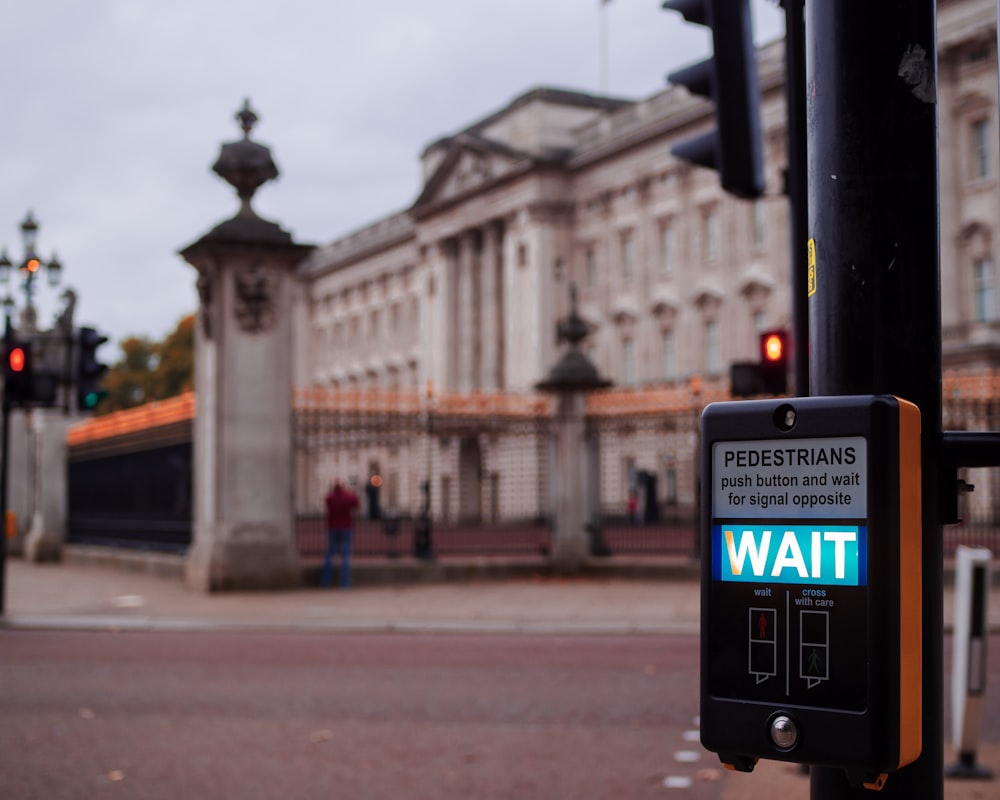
[537,286,611,573]
[179,100,312,591]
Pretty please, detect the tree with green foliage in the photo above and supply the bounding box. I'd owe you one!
[99,313,194,415]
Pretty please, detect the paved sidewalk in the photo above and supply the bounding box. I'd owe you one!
[3,549,1000,634]
[2,556,702,634]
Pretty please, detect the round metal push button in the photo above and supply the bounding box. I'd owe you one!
[770,715,799,750]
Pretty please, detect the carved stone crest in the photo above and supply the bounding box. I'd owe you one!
[196,265,216,338]
[234,265,275,333]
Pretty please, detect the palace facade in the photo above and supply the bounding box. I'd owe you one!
[291,0,1000,522]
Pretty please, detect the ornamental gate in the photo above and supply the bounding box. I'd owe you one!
[62,372,1000,558]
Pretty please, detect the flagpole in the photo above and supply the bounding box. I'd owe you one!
[599,0,610,94]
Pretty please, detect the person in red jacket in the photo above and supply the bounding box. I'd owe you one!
[322,480,360,588]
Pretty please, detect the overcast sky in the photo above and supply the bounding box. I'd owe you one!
[1,1,783,352]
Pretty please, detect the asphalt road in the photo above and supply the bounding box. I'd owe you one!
[0,630,716,800]
[3,629,999,800]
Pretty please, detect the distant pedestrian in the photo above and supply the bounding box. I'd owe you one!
[627,491,638,525]
[322,480,360,589]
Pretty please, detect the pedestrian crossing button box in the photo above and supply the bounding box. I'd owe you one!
[700,396,921,785]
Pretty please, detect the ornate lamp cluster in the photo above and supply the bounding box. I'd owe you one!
[0,211,63,326]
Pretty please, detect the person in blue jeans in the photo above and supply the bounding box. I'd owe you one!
[322,480,360,588]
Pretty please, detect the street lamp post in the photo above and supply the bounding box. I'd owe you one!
[0,211,67,616]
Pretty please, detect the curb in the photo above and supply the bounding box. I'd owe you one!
[61,544,703,586]
[0,614,702,637]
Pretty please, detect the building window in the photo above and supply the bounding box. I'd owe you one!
[703,209,719,263]
[705,320,721,373]
[974,258,996,322]
[660,222,675,277]
[752,200,766,249]
[621,232,634,281]
[585,248,597,288]
[971,119,991,180]
[622,336,636,385]
[662,329,677,380]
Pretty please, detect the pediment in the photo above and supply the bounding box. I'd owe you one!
[412,134,529,211]
[649,287,680,316]
[692,279,725,310]
[738,265,774,299]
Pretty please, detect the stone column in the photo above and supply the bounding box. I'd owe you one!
[549,392,590,570]
[179,100,313,591]
[22,411,73,562]
[441,239,459,389]
[457,230,477,392]
[480,221,501,390]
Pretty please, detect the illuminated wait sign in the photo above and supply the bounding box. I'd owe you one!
[712,525,867,587]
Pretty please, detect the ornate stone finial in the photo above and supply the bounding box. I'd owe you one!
[537,283,611,393]
[235,98,258,138]
[556,283,590,348]
[212,98,279,217]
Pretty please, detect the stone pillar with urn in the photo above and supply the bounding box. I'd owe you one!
[537,285,611,572]
[179,100,313,591]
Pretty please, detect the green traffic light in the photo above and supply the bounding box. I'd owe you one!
[81,389,107,410]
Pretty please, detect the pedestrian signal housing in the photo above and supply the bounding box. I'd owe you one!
[76,326,109,411]
[700,395,921,790]
[3,325,56,408]
[4,336,32,406]
[662,0,765,199]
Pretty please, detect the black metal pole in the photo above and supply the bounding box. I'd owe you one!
[0,316,11,617]
[782,0,809,396]
[806,2,941,799]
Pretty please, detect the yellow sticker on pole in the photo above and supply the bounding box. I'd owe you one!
[807,238,817,297]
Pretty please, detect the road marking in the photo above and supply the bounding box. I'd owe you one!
[663,775,693,789]
[674,750,700,763]
[682,729,700,742]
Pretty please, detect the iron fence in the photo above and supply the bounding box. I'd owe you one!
[943,370,1000,556]
[62,373,1000,559]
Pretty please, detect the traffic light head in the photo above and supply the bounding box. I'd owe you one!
[758,329,789,395]
[663,0,764,199]
[4,338,33,405]
[76,326,109,411]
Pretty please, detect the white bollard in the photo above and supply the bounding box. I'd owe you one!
[946,545,993,779]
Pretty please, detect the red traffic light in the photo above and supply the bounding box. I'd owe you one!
[763,333,784,362]
[759,329,789,363]
[8,346,26,373]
